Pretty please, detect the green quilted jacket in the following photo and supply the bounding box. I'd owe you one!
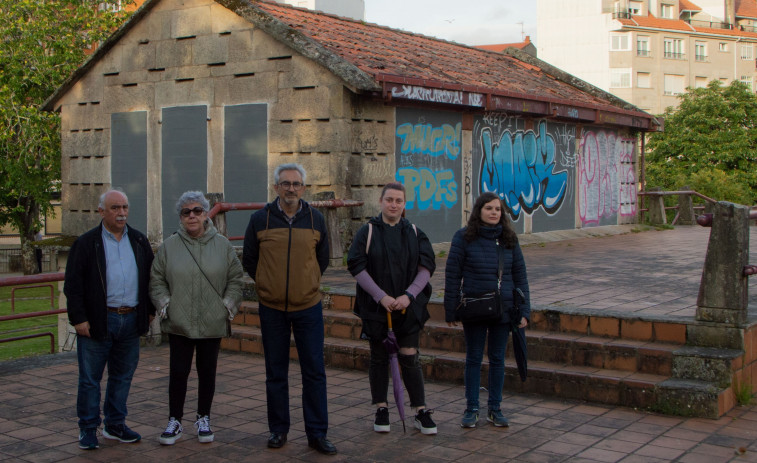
[149,221,243,338]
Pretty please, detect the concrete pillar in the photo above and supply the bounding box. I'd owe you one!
[677,188,695,225]
[647,188,667,225]
[312,191,343,267]
[696,201,750,324]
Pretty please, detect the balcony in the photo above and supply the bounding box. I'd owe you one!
[683,19,734,30]
[664,52,686,60]
[695,54,708,62]
[613,11,632,19]
[637,49,650,57]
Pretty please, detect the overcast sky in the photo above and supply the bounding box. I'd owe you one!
[363,0,536,47]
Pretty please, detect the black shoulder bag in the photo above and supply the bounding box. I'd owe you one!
[455,240,504,323]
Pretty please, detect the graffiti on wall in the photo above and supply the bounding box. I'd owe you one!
[477,118,570,219]
[395,109,463,243]
[395,120,461,210]
[578,130,637,226]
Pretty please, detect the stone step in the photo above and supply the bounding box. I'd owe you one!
[221,324,671,412]
[235,303,681,377]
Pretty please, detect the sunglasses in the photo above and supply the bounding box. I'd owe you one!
[180,207,205,217]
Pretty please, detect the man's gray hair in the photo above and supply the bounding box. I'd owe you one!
[274,163,307,185]
[98,188,128,209]
[175,191,210,214]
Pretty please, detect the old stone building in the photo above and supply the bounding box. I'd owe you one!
[44,0,659,245]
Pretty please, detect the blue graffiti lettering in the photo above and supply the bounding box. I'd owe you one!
[396,167,458,210]
[396,122,461,159]
[479,121,568,218]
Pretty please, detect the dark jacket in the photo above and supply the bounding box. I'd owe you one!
[242,199,329,311]
[347,216,436,323]
[64,223,155,341]
[443,225,530,324]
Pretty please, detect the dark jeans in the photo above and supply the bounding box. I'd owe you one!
[463,321,510,411]
[368,330,426,408]
[259,302,328,439]
[76,311,140,430]
[168,334,221,420]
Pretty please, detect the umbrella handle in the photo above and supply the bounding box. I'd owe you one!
[386,311,393,330]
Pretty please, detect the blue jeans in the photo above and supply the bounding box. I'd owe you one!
[76,311,140,430]
[259,302,328,438]
[463,321,510,411]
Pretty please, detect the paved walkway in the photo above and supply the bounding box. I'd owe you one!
[323,225,757,321]
[1,346,757,463]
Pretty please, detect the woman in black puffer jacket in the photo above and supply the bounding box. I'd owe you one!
[444,192,530,429]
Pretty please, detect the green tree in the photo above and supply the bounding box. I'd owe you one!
[0,0,133,273]
[646,80,757,205]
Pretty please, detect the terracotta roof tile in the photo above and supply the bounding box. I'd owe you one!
[679,0,701,12]
[737,0,757,19]
[255,1,624,109]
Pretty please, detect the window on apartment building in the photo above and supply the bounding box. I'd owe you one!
[637,36,650,56]
[663,74,685,95]
[610,34,631,51]
[664,38,685,59]
[610,69,632,88]
[629,1,642,15]
[741,44,754,60]
[98,1,122,12]
[719,42,728,52]
[637,72,651,88]
[660,4,674,19]
[695,76,708,88]
[695,42,707,61]
[741,75,753,90]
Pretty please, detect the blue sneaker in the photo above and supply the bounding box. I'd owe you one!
[78,428,99,450]
[487,409,509,427]
[103,423,141,443]
[460,409,478,428]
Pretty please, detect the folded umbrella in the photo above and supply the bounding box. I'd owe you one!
[383,311,406,432]
[511,288,528,382]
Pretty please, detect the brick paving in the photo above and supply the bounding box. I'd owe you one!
[1,346,757,462]
[2,225,757,462]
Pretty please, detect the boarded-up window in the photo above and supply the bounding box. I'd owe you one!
[111,111,148,234]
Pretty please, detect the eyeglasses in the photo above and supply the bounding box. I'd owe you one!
[180,207,205,217]
[277,181,304,190]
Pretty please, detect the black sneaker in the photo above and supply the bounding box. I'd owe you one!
[374,407,390,433]
[159,417,182,445]
[103,423,141,443]
[414,409,437,435]
[78,428,99,450]
[195,414,214,443]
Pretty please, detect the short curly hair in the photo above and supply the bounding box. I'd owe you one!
[175,191,210,215]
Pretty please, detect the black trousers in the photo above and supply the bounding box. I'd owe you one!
[368,331,426,408]
[168,334,221,420]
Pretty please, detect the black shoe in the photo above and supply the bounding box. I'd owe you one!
[374,407,390,433]
[308,436,337,455]
[267,432,287,449]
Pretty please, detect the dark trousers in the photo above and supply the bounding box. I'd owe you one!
[368,330,426,408]
[168,334,221,420]
[259,302,328,439]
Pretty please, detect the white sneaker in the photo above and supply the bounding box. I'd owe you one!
[159,417,182,445]
[195,414,214,443]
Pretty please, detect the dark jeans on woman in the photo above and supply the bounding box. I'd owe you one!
[368,328,426,408]
[168,334,221,420]
[463,321,510,412]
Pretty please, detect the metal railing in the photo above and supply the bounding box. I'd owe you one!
[684,19,734,30]
[0,273,66,354]
[0,248,55,273]
[663,52,686,60]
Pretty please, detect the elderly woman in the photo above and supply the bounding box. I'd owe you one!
[149,191,243,445]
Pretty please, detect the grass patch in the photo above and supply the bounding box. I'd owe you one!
[0,284,61,362]
[734,377,755,406]
[436,250,447,258]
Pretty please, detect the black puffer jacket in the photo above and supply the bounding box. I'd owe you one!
[443,225,530,323]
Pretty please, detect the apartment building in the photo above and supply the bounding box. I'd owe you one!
[537,0,757,114]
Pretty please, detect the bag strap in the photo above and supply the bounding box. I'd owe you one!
[366,221,417,253]
[179,235,224,302]
[461,239,504,297]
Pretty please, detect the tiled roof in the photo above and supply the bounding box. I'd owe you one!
[254,2,637,112]
[475,36,532,53]
[618,11,757,38]
[736,0,757,19]
[679,0,701,12]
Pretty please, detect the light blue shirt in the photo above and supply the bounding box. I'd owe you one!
[101,225,139,308]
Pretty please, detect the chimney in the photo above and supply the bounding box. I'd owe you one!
[725,0,736,26]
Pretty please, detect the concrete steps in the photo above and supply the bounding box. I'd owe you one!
[221,295,742,417]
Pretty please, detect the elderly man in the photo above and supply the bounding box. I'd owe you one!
[64,189,155,450]
[242,163,336,455]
